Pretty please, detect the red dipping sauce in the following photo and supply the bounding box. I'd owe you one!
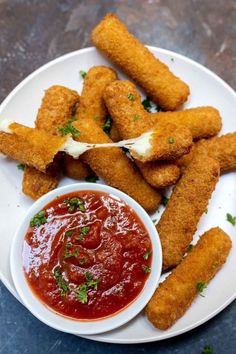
[23,191,152,320]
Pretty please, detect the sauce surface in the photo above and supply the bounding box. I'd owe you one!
[23,191,152,320]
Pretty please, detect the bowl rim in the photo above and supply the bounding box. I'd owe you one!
[10,183,162,335]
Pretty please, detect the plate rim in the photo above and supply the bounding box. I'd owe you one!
[0,45,236,344]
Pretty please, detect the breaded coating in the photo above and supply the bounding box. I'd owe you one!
[76,66,117,128]
[157,154,220,270]
[36,85,80,132]
[156,107,222,141]
[22,166,59,200]
[104,80,182,188]
[136,161,180,188]
[0,123,66,172]
[131,122,192,162]
[63,155,92,179]
[92,13,190,110]
[64,66,119,179]
[23,85,85,199]
[146,227,232,330]
[104,80,222,140]
[72,118,161,212]
[177,133,236,173]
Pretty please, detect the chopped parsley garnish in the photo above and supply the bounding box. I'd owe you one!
[142,265,151,273]
[226,213,236,226]
[77,226,90,241]
[142,97,152,112]
[133,114,140,121]
[205,208,208,214]
[85,272,100,290]
[103,115,112,134]
[196,281,207,296]
[202,344,213,354]
[64,197,85,212]
[79,70,87,78]
[85,175,99,183]
[187,244,193,253]
[127,93,135,101]
[30,210,47,227]
[64,243,79,259]
[152,219,157,224]
[17,163,25,171]
[58,120,80,138]
[68,115,77,123]
[53,267,70,297]
[155,104,162,112]
[77,284,88,304]
[168,137,174,144]
[76,272,101,304]
[65,230,73,237]
[161,195,169,206]
[143,250,151,260]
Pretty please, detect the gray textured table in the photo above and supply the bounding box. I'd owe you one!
[0,1,236,353]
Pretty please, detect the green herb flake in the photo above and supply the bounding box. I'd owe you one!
[142,265,151,273]
[58,121,80,138]
[81,226,89,235]
[85,272,100,290]
[142,97,152,112]
[79,204,86,212]
[53,267,70,297]
[65,230,73,237]
[17,163,25,171]
[155,104,162,112]
[64,243,79,259]
[85,175,99,183]
[64,197,85,213]
[77,284,88,303]
[79,70,87,79]
[143,250,151,260]
[168,137,174,144]
[205,208,208,214]
[226,213,236,226]
[127,93,135,101]
[152,219,157,224]
[196,281,207,296]
[187,244,193,253]
[30,210,47,227]
[103,115,112,134]
[202,344,213,354]
[133,114,140,121]
[161,196,169,206]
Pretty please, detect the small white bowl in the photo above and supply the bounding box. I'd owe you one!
[10,183,162,335]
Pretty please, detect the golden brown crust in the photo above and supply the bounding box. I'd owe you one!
[131,122,192,163]
[136,161,180,188]
[23,85,84,198]
[146,227,232,330]
[104,80,222,140]
[64,66,120,179]
[63,155,92,179]
[92,13,190,110]
[157,154,220,270]
[177,133,236,173]
[0,123,66,172]
[72,118,161,212]
[36,85,80,133]
[22,166,59,200]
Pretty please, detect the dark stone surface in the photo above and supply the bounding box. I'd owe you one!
[0,0,236,353]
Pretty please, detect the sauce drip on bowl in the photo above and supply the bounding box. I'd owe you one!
[23,191,152,320]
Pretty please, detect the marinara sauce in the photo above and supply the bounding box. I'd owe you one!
[23,191,152,320]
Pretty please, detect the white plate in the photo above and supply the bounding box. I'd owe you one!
[0,46,236,344]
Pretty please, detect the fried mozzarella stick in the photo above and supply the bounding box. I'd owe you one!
[23,85,88,199]
[157,154,220,270]
[63,66,119,179]
[0,122,67,172]
[177,133,236,173]
[92,13,190,110]
[146,227,232,330]
[130,122,192,162]
[72,118,161,212]
[104,80,222,141]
